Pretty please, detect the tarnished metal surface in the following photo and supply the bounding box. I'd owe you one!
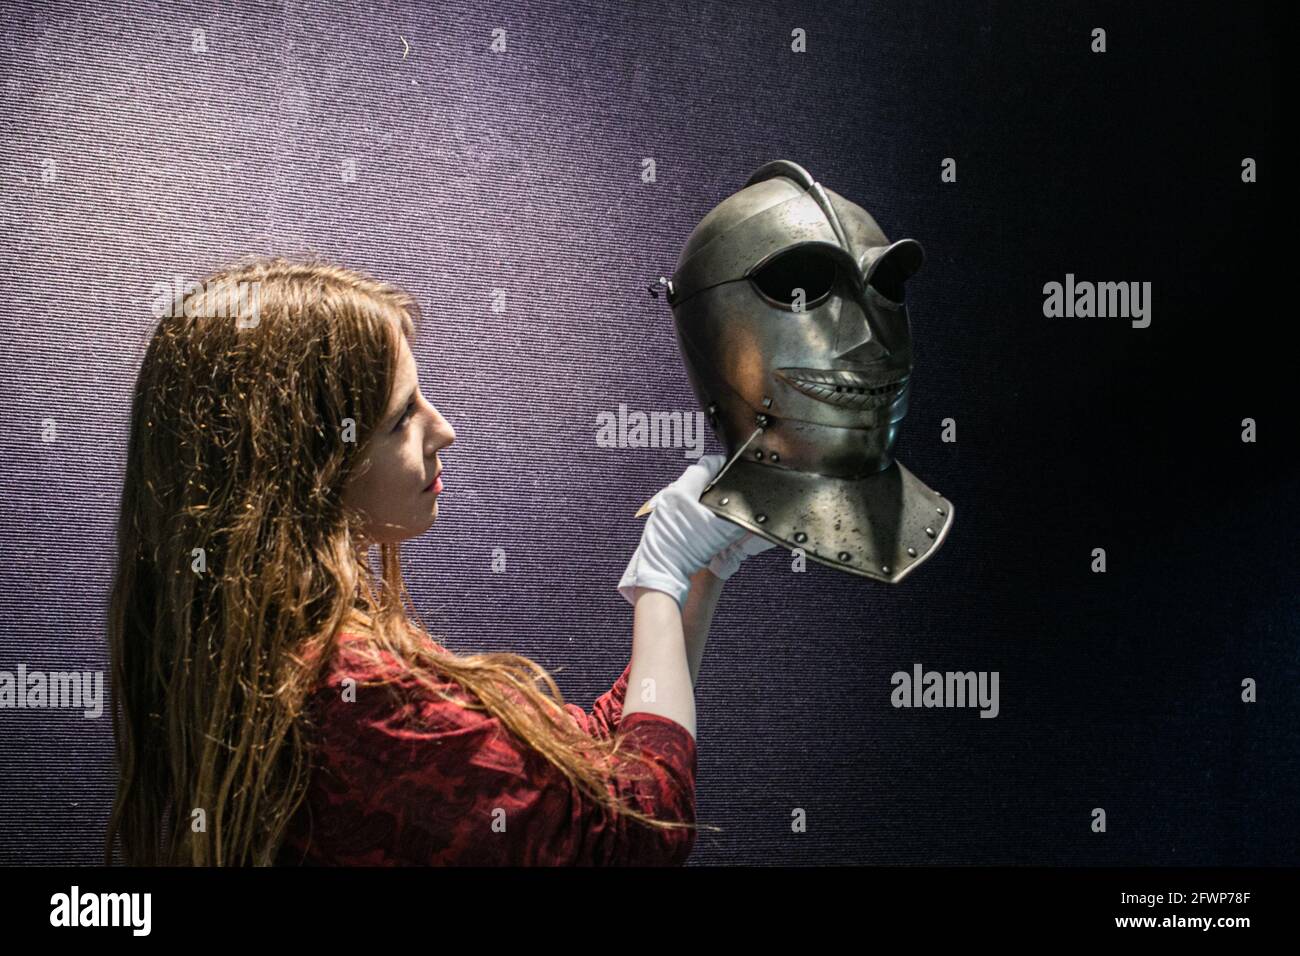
[699,457,953,583]
[666,159,954,583]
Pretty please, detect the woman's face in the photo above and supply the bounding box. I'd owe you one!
[343,324,456,547]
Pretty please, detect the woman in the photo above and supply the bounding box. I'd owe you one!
[104,255,771,866]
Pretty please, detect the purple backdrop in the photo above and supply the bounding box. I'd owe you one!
[1,0,1292,867]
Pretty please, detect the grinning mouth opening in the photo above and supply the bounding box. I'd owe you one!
[775,367,908,410]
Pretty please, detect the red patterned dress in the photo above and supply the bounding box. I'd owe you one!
[276,631,698,866]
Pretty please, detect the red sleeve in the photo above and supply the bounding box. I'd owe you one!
[562,661,632,740]
[283,658,697,867]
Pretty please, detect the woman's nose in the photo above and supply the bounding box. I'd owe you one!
[431,406,455,446]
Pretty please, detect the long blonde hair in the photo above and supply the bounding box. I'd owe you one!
[105,255,708,866]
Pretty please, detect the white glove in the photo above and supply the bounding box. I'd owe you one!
[707,531,778,581]
[617,454,752,609]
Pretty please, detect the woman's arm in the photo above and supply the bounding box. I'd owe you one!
[621,568,725,738]
[621,588,698,739]
[681,567,723,687]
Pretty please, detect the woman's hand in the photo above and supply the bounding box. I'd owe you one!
[706,530,778,581]
[617,454,753,609]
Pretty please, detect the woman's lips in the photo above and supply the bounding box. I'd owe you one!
[424,474,443,494]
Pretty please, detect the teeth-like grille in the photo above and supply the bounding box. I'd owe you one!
[776,368,906,408]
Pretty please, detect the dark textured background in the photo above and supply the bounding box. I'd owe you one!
[0,0,1292,866]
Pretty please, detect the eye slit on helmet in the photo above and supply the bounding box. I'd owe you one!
[749,246,838,309]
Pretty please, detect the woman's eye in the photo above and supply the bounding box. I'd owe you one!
[393,402,416,431]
